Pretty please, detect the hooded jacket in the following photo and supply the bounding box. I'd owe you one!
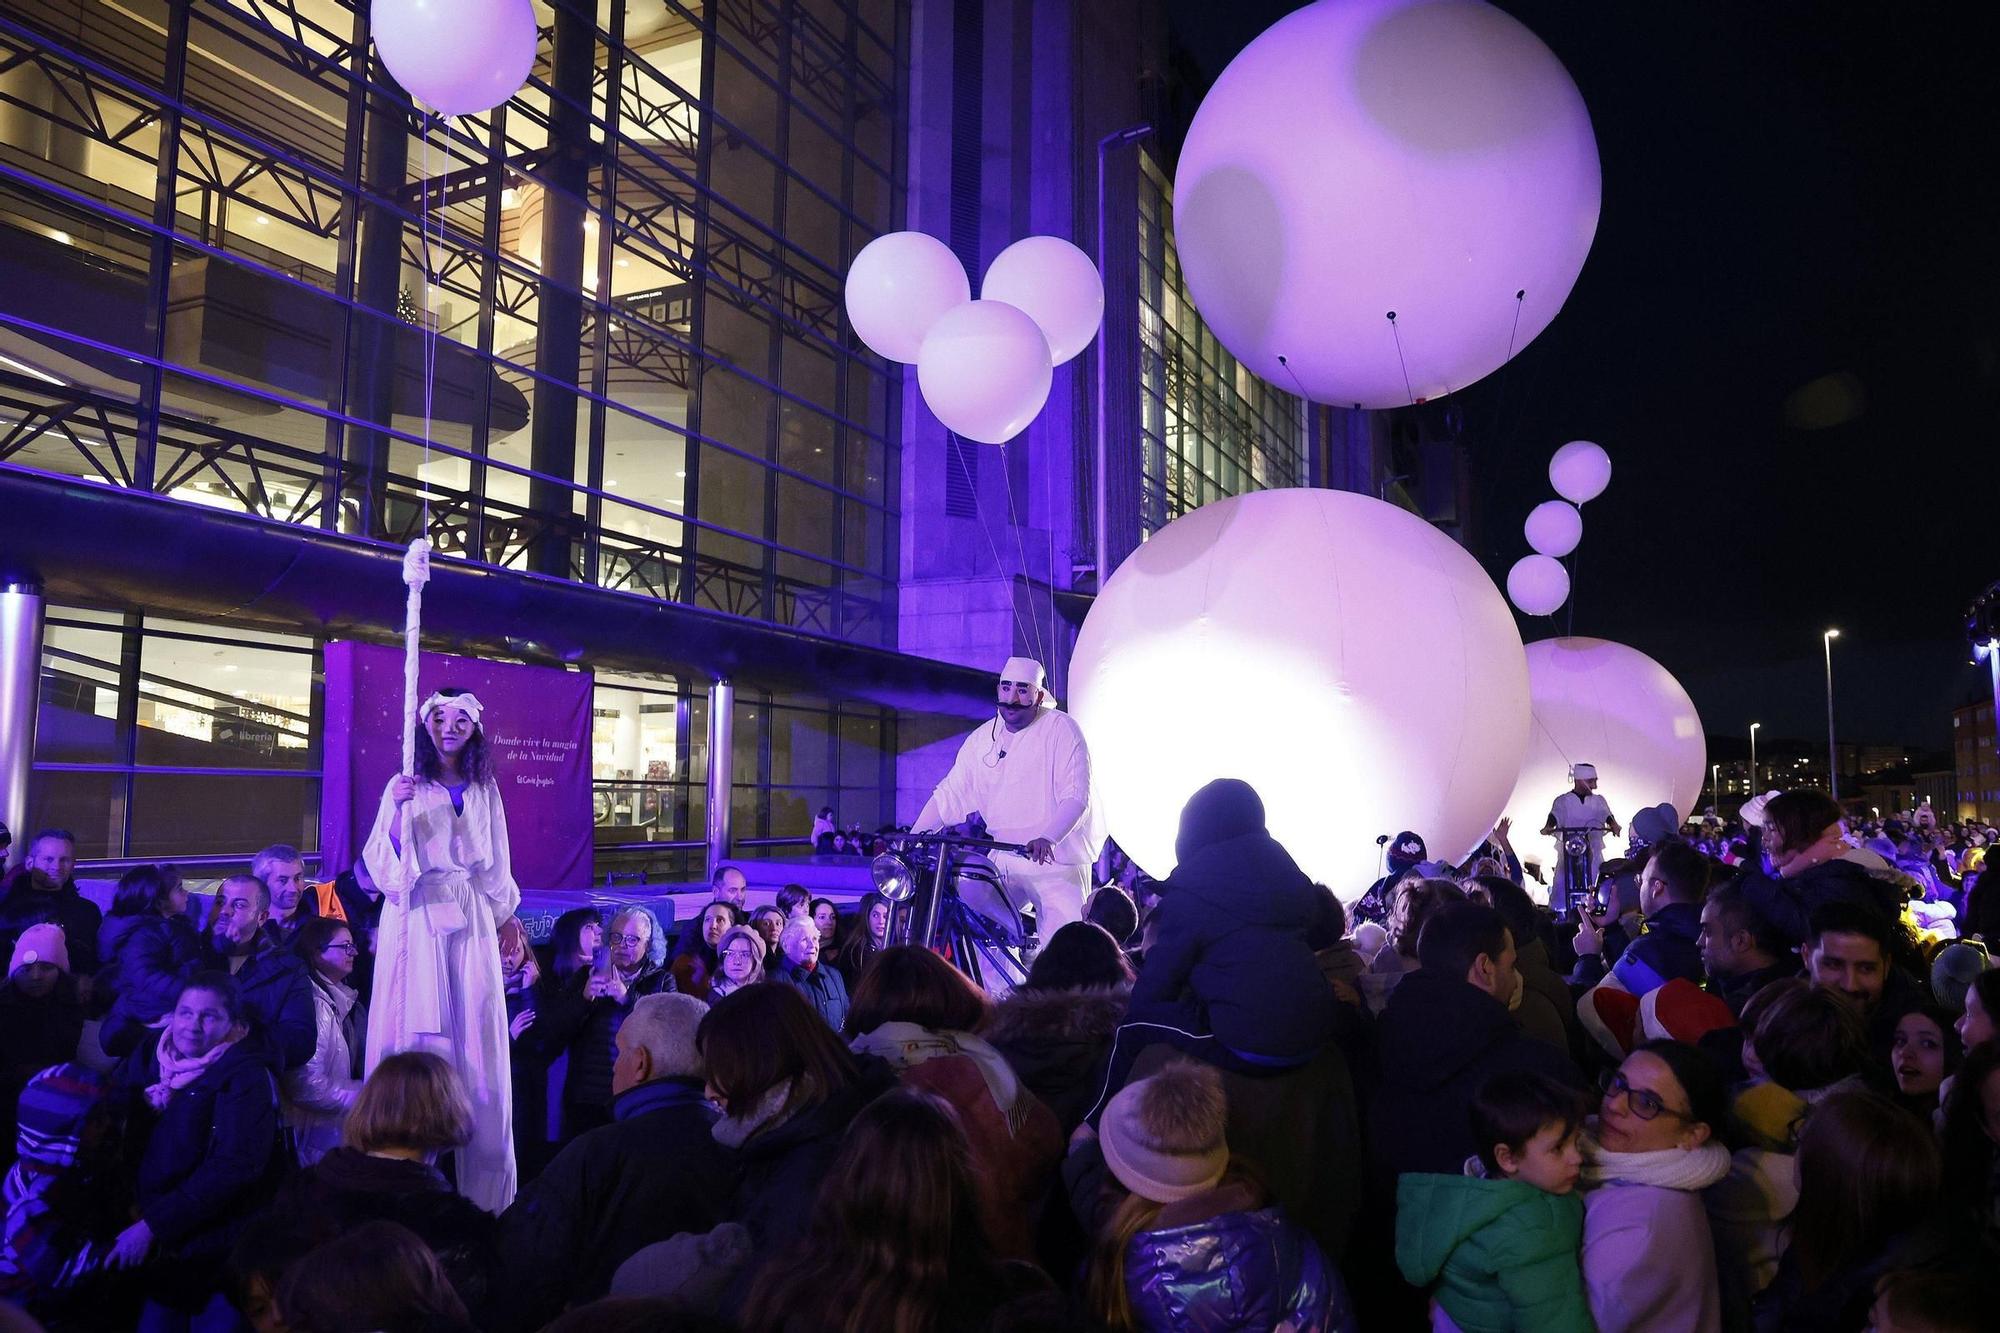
[1123,1195,1359,1333]
[985,983,1129,1134]
[95,912,202,1027]
[1128,780,1336,1061]
[1395,1168,1593,1333]
[1367,969,1585,1186]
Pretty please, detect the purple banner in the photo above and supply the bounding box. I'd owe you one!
[321,641,594,891]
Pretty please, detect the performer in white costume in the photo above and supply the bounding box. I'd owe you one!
[1541,761,1622,905]
[363,688,519,1211]
[914,657,1102,936]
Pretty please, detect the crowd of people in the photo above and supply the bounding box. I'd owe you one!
[0,781,1998,1332]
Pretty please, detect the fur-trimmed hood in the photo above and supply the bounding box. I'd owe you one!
[985,983,1130,1047]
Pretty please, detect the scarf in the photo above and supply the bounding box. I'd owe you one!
[1581,1126,1730,1192]
[146,1025,245,1110]
[849,1021,1030,1135]
[712,1079,797,1149]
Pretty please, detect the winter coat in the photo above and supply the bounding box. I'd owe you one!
[1707,958,1802,1019]
[0,877,102,976]
[985,983,1129,1134]
[94,913,201,1027]
[0,976,85,1168]
[777,959,850,1032]
[727,1056,899,1258]
[1367,969,1584,1186]
[1125,1191,1357,1333]
[1737,858,1903,948]
[1611,901,1705,996]
[1128,828,1337,1061]
[119,1036,280,1266]
[139,939,316,1072]
[537,962,675,1119]
[1581,1141,1731,1333]
[281,974,365,1165]
[1395,1168,1592,1333]
[489,1075,733,1332]
[850,1025,1064,1260]
[264,1146,498,1318]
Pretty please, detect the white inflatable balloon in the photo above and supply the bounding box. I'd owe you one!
[845,232,971,364]
[1549,439,1612,504]
[1507,554,1570,617]
[1173,0,1600,408]
[1070,489,1530,897]
[373,0,538,117]
[1500,637,1707,871]
[916,300,1053,444]
[1524,500,1583,558]
[980,237,1105,365]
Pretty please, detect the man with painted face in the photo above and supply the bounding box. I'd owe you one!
[362,686,520,1211]
[1541,763,1622,908]
[913,656,1101,936]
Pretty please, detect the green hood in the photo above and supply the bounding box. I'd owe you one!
[1396,1170,1592,1333]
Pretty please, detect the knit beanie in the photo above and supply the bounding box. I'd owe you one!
[1386,831,1428,874]
[1098,1059,1229,1204]
[10,923,69,976]
[1174,779,1265,864]
[1931,940,1990,1014]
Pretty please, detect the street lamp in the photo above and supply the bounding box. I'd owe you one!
[1823,629,1840,802]
[1094,122,1155,589]
[1749,721,1760,794]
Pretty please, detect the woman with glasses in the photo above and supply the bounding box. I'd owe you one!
[709,925,766,1001]
[285,916,368,1166]
[1579,1039,1731,1333]
[539,906,674,1140]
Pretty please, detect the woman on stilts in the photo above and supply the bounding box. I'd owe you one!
[363,686,519,1211]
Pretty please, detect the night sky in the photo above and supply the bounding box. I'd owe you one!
[1161,1,1999,755]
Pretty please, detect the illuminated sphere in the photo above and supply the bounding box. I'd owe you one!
[1070,489,1530,896]
[1549,439,1613,504]
[373,0,538,118]
[1500,637,1707,872]
[981,237,1105,365]
[916,300,1053,444]
[1524,500,1583,558]
[1173,0,1600,408]
[1507,554,1570,617]
[845,231,971,364]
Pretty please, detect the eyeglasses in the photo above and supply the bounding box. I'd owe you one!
[323,942,359,955]
[607,933,647,948]
[1601,1071,1691,1123]
[720,947,757,961]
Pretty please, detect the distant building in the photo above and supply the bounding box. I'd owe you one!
[1955,699,2000,822]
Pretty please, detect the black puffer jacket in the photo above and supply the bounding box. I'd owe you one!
[95,912,202,1025]
[537,962,676,1122]
[1128,780,1336,1061]
[1738,856,1906,948]
[985,983,1129,1134]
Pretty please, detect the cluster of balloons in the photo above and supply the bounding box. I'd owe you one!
[844,232,1104,444]
[1172,0,1599,408]
[372,0,538,118]
[1507,440,1611,617]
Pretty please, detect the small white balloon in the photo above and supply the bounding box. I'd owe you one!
[916,300,1054,444]
[980,237,1105,365]
[1549,439,1612,505]
[373,0,538,117]
[1524,500,1583,558]
[844,232,970,364]
[1508,554,1571,617]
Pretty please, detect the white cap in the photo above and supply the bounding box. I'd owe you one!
[999,656,1057,709]
[1570,763,1597,781]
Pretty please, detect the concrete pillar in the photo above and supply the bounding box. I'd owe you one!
[0,583,45,870]
[705,678,734,874]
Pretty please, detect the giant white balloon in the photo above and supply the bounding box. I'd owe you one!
[916,300,1053,443]
[1549,439,1612,504]
[1524,500,1583,558]
[845,231,971,364]
[980,237,1105,365]
[1507,554,1570,617]
[1070,489,1530,896]
[1499,637,1707,871]
[1173,0,1600,408]
[373,0,538,117]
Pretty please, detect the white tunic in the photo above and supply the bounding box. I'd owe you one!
[363,777,519,1212]
[1548,789,1616,895]
[914,709,1102,934]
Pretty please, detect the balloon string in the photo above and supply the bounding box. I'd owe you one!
[1566,541,1581,638]
[1502,289,1525,366]
[1386,311,1415,406]
[995,440,1050,672]
[949,431,1037,661]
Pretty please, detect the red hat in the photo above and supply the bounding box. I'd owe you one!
[1578,982,1640,1060]
[1639,979,1737,1046]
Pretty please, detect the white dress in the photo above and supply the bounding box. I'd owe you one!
[362,776,519,1212]
[914,709,1102,934]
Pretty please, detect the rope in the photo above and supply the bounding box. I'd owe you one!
[949,432,1037,662]
[996,440,1049,671]
[1386,311,1415,406]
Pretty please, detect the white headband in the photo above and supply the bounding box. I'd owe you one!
[420,691,485,727]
